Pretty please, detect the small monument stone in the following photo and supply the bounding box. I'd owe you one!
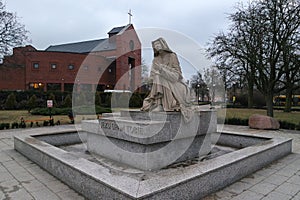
[249,114,280,130]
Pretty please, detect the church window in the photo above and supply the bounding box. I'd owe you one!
[68,64,74,70]
[33,63,39,69]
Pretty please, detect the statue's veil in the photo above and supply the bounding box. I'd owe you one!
[152,37,173,53]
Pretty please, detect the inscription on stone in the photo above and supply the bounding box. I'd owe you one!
[100,121,144,135]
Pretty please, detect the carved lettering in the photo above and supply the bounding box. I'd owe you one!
[100,121,144,134]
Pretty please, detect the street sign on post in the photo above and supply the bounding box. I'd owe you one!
[47,100,53,108]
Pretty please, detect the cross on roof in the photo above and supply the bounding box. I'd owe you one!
[128,9,133,24]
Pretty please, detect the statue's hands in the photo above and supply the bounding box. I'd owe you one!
[152,62,162,74]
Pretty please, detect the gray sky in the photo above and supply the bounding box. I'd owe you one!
[5,0,248,49]
[5,0,248,79]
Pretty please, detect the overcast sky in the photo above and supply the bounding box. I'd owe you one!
[5,0,248,79]
[5,0,249,49]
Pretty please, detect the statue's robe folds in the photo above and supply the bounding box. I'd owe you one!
[141,52,193,122]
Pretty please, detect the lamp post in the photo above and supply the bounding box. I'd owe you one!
[197,84,200,105]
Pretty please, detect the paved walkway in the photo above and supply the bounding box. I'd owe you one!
[0,125,299,199]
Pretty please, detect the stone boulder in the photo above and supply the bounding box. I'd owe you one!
[248,114,280,130]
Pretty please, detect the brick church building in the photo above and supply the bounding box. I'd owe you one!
[0,24,141,92]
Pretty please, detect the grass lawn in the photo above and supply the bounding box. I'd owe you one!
[1,109,299,129]
[0,110,70,125]
[223,108,300,125]
[0,110,101,126]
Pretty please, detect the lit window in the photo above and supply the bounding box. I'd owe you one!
[33,63,39,69]
[68,64,74,70]
[51,63,57,69]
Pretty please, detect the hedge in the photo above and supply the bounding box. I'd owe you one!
[0,91,148,110]
[31,106,111,115]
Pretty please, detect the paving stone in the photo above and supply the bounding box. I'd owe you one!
[34,172,57,183]
[56,189,85,200]
[224,181,253,195]
[287,174,300,186]
[31,188,60,200]
[0,171,15,182]
[6,188,33,200]
[255,167,277,177]
[0,124,299,199]
[21,179,47,192]
[276,166,298,177]
[261,191,293,200]
[278,154,300,164]
[213,190,236,199]
[275,182,300,196]
[292,192,300,200]
[0,154,13,162]
[264,174,290,186]
[288,160,300,171]
[0,180,20,192]
[26,165,45,175]
[266,160,287,171]
[0,190,4,199]
[45,180,70,193]
[2,160,22,170]
[13,171,36,182]
[249,181,278,195]
[231,190,264,200]
[0,164,8,173]
[241,173,265,185]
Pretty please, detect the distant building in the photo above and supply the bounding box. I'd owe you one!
[0,24,141,92]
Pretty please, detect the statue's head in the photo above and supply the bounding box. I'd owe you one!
[152,38,173,55]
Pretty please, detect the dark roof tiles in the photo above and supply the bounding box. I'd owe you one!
[45,25,130,53]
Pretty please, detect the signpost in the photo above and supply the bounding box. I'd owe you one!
[47,100,53,119]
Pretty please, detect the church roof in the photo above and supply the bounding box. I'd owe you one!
[45,38,115,53]
[45,25,131,53]
[107,25,126,35]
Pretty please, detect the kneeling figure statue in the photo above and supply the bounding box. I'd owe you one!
[141,37,193,122]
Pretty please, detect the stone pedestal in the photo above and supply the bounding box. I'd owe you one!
[82,110,216,170]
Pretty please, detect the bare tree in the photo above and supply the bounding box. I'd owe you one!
[0,1,28,59]
[190,71,209,103]
[208,0,300,117]
[253,0,300,116]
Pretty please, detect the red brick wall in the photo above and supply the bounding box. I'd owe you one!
[0,46,32,90]
[24,51,115,91]
[0,25,142,92]
[0,66,25,90]
[113,25,142,91]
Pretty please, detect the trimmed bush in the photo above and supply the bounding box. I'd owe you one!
[296,123,300,131]
[129,93,143,108]
[11,122,19,129]
[73,106,111,115]
[95,92,102,106]
[31,107,72,115]
[224,117,248,126]
[5,93,17,110]
[27,94,37,111]
[279,121,296,130]
[31,106,111,115]
[63,94,72,108]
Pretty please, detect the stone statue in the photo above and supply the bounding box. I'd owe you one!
[141,37,193,122]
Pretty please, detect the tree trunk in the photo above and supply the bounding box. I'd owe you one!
[247,81,254,108]
[284,87,293,112]
[265,93,274,117]
[247,66,255,108]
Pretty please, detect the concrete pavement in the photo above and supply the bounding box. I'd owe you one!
[0,125,299,199]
